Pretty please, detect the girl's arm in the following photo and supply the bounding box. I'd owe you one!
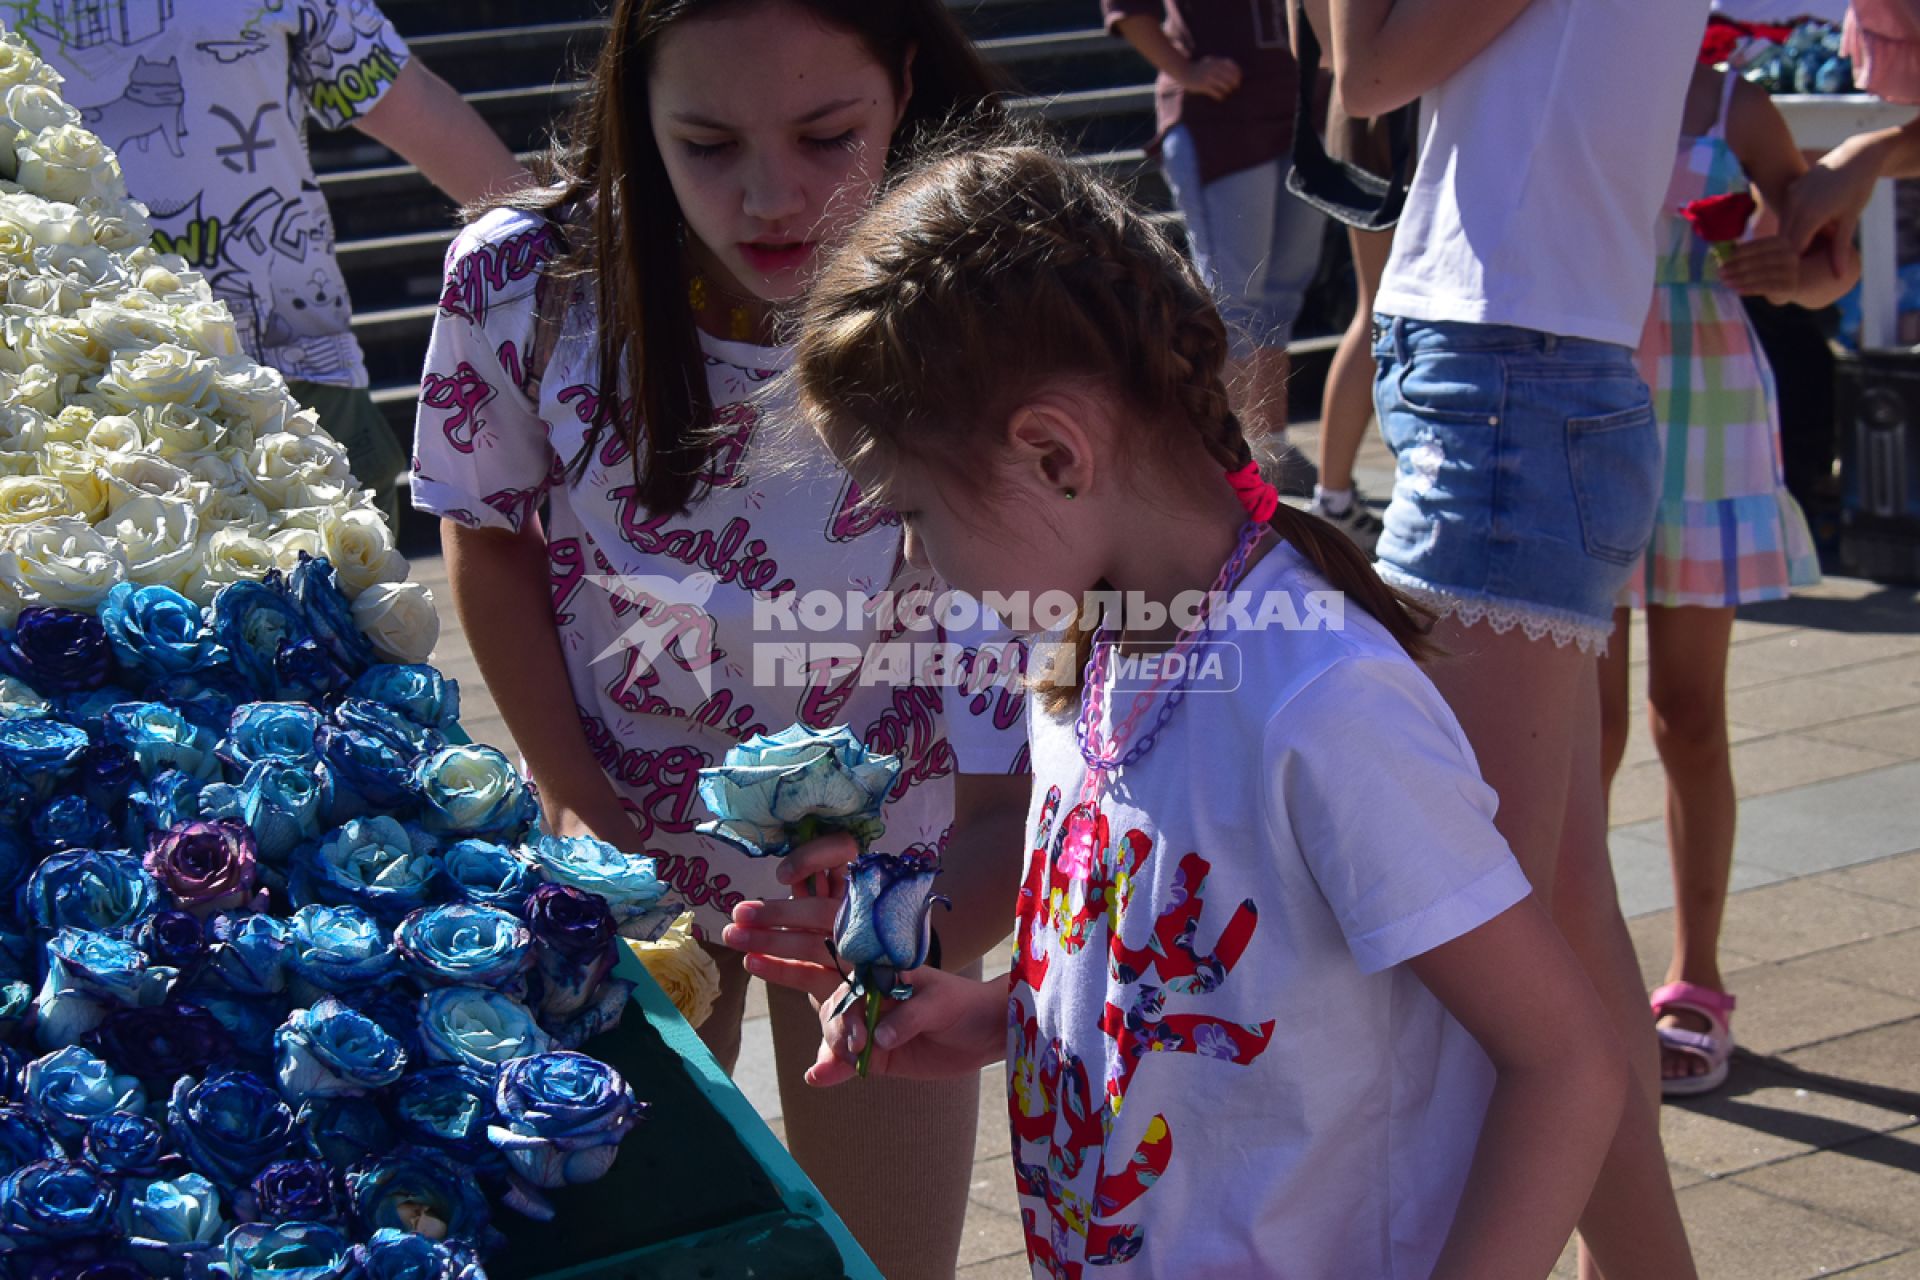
[1719,75,1861,309]
[1327,0,1538,117]
[1407,896,1630,1280]
[442,518,642,847]
[1785,115,1920,269]
[1111,15,1242,101]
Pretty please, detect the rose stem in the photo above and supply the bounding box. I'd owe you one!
[857,987,882,1079]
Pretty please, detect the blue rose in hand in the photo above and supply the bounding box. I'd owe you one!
[23,850,161,935]
[315,724,416,817]
[273,997,407,1102]
[122,1172,225,1270]
[0,719,91,799]
[10,608,115,694]
[414,746,536,842]
[85,1002,234,1089]
[22,1047,146,1142]
[334,700,443,761]
[296,1096,394,1169]
[209,580,314,701]
[167,1070,296,1191]
[834,851,944,991]
[100,583,221,684]
[348,666,460,733]
[0,1106,62,1175]
[221,1220,355,1280]
[29,794,116,854]
[202,914,290,998]
[392,1066,497,1166]
[394,904,532,991]
[525,834,663,924]
[289,818,444,925]
[105,703,219,783]
[344,1145,492,1247]
[353,1230,483,1280]
[289,556,377,675]
[285,905,393,1002]
[488,1051,642,1189]
[417,987,550,1072]
[696,724,901,857]
[35,929,180,1049]
[221,703,322,772]
[0,1158,118,1245]
[81,1112,166,1178]
[247,1159,341,1225]
[440,839,532,914]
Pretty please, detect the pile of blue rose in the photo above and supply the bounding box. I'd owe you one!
[0,558,665,1279]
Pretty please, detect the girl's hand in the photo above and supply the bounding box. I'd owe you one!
[1178,55,1242,101]
[792,965,1005,1087]
[718,831,859,977]
[1717,235,1799,303]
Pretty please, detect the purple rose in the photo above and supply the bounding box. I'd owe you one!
[247,1158,341,1224]
[136,912,209,974]
[143,821,259,919]
[9,609,114,695]
[523,885,618,1023]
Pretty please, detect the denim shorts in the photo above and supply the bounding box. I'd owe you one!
[1160,126,1325,357]
[1370,316,1662,653]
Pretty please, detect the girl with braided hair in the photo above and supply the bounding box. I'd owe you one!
[743,144,1631,1279]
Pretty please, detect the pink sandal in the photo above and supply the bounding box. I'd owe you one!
[1650,981,1737,1098]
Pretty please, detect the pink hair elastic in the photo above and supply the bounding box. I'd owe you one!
[1225,461,1280,523]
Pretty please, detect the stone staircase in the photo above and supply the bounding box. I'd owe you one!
[330,0,1344,454]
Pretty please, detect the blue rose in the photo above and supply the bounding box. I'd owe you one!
[29,794,116,855]
[137,910,209,973]
[247,1159,341,1225]
[289,818,444,925]
[417,987,550,1072]
[332,700,443,761]
[344,1146,492,1247]
[21,1047,146,1142]
[235,760,333,868]
[525,834,664,924]
[84,1002,234,1090]
[289,557,377,676]
[0,719,91,799]
[391,1066,497,1166]
[104,703,219,783]
[221,703,323,772]
[314,724,416,817]
[413,746,534,843]
[330,986,424,1064]
[34,930,180,1049]
[284,905,393,1003]
[121,1172,225,1269]
[273,638,352,705]
[22,850,161,935]
[0,982,31,1040]
[833,851,945,998]
[81,1112,166,1178]
[696,724,900,857]
[0,1158,118,1245]
[199,914,290,999]
[348,666,460,734]
[273,997,407,1102]
[209,580,314,701]
[167,1070,295,1191]
[221,1220,354,1280]
[78,745,139,818]
[10,608,115,696]
[0,1106,62,1175]
[488,1051,642,1189]
[352,1230,483,1280]
[127,770,208,837]
[394,904,531,991]
[144,665,255,737]
[99,584,222,684]
[440,840,532,914]
[295,1096,393,1169]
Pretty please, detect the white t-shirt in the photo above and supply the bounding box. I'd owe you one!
[412,209,1028,936]
[1376,0,1714,347]
[1006,542,1531,1278]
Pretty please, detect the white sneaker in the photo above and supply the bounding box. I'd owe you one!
[1308,490,1385,556]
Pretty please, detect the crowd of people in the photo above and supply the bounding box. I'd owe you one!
[36,0,1919,1275]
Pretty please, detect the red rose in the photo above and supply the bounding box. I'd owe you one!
[1699,24,1740,65]
[1680,192,1756,245]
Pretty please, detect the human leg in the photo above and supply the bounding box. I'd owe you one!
[1319,225,1395,493]
[693,941,753,1072]
[1598,607,1634,798]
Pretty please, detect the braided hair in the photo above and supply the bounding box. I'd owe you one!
[794,144,1434,714]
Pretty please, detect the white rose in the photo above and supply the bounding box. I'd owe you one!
[24,314,110,376]
[210,358,295,432]
[85,414,146,456]
[0,404,47,452]
[38,442,109,522]
[52,404,97,440]
[185,448,250,495]
[100,494,201,587]
[0,190,90,248]
[96,343,219,416]
[180,527,277,607]
[266,526,327,573]
[318,507,408,595]
[83,197,149,253]
[99,450,197,511]
[0,450,32,478]
[2,84,79,136]
[0,220,32,267]
[247,430,356,509]
[350,580,441,664]
[0,575,19,629]
[0,475,76,527]
[137,403,235,460]
[0,39,59,96]
[16,124,125,205]
[9,364,72,415]
[198,487,272,533]
[174,301,240,358]
[77,295,179,351]
[0,516,127,610]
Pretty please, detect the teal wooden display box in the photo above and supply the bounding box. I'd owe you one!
[491,946,883,1280]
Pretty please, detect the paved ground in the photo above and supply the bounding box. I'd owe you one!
[413,423,1920,1279]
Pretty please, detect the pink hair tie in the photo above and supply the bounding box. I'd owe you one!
[1225,461,1280,523]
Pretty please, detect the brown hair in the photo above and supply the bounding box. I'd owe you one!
[793,144,1434,714]
[499,0,1003,516]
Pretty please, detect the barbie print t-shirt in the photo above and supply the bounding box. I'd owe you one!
[412,209,1029,935]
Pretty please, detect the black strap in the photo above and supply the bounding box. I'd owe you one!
[1284,0,1417,230]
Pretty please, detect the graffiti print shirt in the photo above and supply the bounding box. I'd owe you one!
[412,209,1030,935]
[1008,541,1532,1278]
[7,0,409,386]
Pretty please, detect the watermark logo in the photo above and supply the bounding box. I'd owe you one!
[1098,641,1243,694]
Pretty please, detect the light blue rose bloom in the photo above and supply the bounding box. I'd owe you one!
[21,1046,146,1142]
[22,849,162,935]
[0,1157,118,1245]
[834,851,944,992]
[394,905,530,997]
[273,997,408,1102]
[202,913,291,998]
[105,701,220,782]
[238,759,334,866]
[413,746,537,842]
[696,724,901,857]
[487,1051,642,1189]
[0,676,51,720]
[525,834,664,924]
[221,702,323,771]
[198,780,247,822]
[391,1066,497,1168]
[285,904,394,1003]
[440,839,533,914]
[123,1171,226,1269]
[417,987,551,1072]
[348,665,461,733]
[34,929,180,1049]
[343,1145,493,1249]
[289,817,446,925]
[290,555,378,675]
[0,981,32,1040]
[99,582,223,683]
[209,580,315,700]
[222,1220,355,1280]
[0,718,90,799]
[353,1229,484,1280]
[168,1069,296,1191]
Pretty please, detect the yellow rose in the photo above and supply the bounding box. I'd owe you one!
[0,475,76,526]
[16,123,125,205]
[39,442,109,522]
[96,343,219,416]
[100,494,201,587]
[318,506,408,595]
[350,580,440,664]
[627,914,721,1029]
[180,527,277,607]
[0,516,127,610]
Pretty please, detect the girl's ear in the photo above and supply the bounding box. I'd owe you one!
[1005,392,1097,501]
